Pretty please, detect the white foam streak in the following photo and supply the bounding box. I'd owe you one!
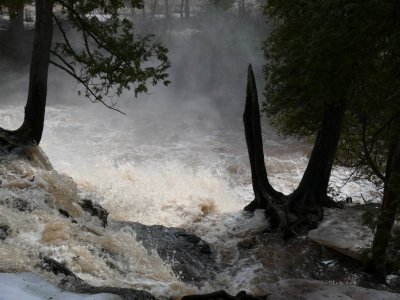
[0,103,378,296]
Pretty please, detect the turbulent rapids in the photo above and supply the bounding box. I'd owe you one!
[0,102,380,299]
[0,8,396,298]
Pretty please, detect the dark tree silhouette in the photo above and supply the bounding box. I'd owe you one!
[244,65,343,237]
[0,0,170,146]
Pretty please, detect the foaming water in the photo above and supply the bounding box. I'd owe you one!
[0,148,192,298]
[39,103,259,227]
[0,102,376,296]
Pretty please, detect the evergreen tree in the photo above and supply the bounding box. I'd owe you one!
[245,0,400,242]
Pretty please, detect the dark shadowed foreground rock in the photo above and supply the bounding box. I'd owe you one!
[79,199,109,227]
[40,257,156,300]
[182,290,266,300]
[110,221,217,285]
[42,257,77,278]
[59,276,156,300]
[74,200,216,285]
[0,224,10,240]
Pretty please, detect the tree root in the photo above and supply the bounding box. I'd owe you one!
[242,64,347,239]
[0,127,35,154]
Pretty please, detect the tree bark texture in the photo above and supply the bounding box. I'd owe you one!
[150,0,158,20]
[16,0,53,145]
[184,0,190,18]
[238,0,245,16]
[165,0,170,20]
[9,6,24,37]
[243,64,346,237]
[180,0,184,18]
[243,64,284,211]
[369,133,400,279]
[286,102,346,233]
[142,0,146,20]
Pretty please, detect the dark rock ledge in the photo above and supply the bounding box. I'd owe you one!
[109,220,217,285]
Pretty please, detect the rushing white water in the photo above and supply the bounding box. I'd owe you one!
[0,98,377,297]
[0,17,379,297]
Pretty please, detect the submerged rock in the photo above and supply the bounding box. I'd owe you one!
[12,198,30,212]
[59,208,71,218]
[237,236,257,249]
[79,199,109,227]
[110,221,217,285]
[0,224,10,240]
[40,258,158,299]
[42,257,77,278]
[59,276,157,300]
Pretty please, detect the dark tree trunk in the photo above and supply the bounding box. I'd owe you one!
[150,0,158,21]
[243,65,285,212]
[293,108,346,202]
[15,0,54,145]
[9,6,24,38]
[184,0,190,19]
[285,103,346,234]
[243,65,345,236]
[142,0,146,20]
[180,0,184,18]
[165,0,170,20]
[238,0,245,16]
[369,133,400,279]
[7,6,25,57]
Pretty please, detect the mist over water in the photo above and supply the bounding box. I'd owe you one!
[2,13,276,225]
[0,10,377,297]
[0,8,374,232]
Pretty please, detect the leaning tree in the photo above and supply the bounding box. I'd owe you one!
[0,0,170,146]
[244,0,399,238]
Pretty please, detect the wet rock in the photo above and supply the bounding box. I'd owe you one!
[59,276,156,300]
[12,198,30,212]
[40,257,156,300]
[182,290,265,300]
[177,232,201,244]
[58,208,70,218]
[392,223,400,238]
[0,224,10,240]
[237,237,257,249]
[0,197,31,212]
[345,197,352,204]
[199,243,212,254]
[41,257,77,278]
[308,208,373,261]
[110,221,217,285]
[387,275,400,293]
[79,199,109,227]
